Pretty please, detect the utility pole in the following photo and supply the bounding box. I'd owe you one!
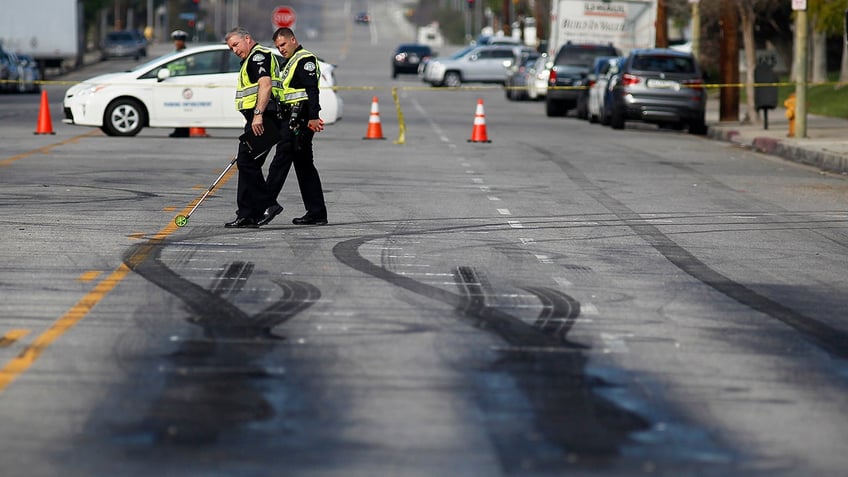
[719,0,739,122]
[656,0,667,48]
[690,0,700,61]
[793,0,808,138]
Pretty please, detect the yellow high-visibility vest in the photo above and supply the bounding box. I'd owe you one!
[234,45,284,111]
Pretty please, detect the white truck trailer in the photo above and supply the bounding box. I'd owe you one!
[0,0,83,71]
[548,0,657,55]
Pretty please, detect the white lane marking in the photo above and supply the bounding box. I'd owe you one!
[472,178,484,183]
[479,186,490,191]
[535,254,553,264]
[497,209,511,215]
[508,221,524,228]
[581,302,599,315]
[520,237,535,245]
[601,332,631,354]
[487,196,501,201]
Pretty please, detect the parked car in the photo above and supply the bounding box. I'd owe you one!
[526,54,552,100]
[474,34,521,46]
[0,48,21,93]
[422,44,531,87]
[101,30,148,60]
[392,43,433,78]
[16,53,42,93]
[586,56,619,123]
[606,48,707,134]
[545,42,619,117]
[64,44,343,136]
[354,12,371,24]
[504,53,541,101]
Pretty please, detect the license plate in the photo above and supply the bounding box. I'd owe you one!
[647,79,679,89]
[409,55,420,64]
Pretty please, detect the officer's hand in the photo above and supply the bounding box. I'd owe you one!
[308,118,324,132]
[252,115,263,136]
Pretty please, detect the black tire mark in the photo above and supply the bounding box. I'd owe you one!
[534,145,848,359]
[452,266,651,466]
[335,237,653,461]
[120,241,320,445]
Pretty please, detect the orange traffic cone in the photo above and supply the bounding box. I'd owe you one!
[468,99,491,143]
[34,90,55,135]
[363,96,385,140]
[189,127,208,137]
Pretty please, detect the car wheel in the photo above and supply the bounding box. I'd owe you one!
[545,98,566,117]
[102,98,146,136]
[600,105,610,125]
[443,71,461,88]
[610,103,625,130]
[392,68,398,79]
[576,96,588,120]
[689,117,707,135]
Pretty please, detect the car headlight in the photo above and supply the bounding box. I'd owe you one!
[74,84,109,97]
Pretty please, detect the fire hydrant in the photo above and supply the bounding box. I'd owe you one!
[784,92,796,138]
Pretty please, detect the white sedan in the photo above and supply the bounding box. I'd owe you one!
[63,44,343,136]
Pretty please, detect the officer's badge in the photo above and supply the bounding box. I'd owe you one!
[303,61,316,72]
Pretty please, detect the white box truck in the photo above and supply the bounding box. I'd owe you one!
[0,0,82,71]
[548,0,657,55]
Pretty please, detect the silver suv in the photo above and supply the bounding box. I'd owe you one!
[607,48,707,134]
[422,44,529,87]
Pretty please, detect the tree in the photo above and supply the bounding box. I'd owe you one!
[807,0,848,84]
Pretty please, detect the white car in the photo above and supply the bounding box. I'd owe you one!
[526,54,552,100]
[588,56,621,125]
[63,44,343,136]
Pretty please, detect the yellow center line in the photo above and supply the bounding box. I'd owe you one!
[0,130,101,168]
[0,161,237,395]
[0,330,31,347]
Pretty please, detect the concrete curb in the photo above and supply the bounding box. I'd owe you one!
[707,125,848,175]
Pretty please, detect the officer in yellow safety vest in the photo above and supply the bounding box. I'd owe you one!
[168,30,190,138]
[223,26,285,228]
[258,26,328,227]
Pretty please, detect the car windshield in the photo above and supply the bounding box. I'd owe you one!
[632,55,695,73]
[399,46,431,55]
[106,32,135,42]
[128,50,185,73]
[449,45,476,59]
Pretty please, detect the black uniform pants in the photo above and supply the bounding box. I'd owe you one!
[267,122,327,219]
[235,112,280,219]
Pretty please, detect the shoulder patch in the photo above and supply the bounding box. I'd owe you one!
[251,53,265,63]
[303,61,316,72]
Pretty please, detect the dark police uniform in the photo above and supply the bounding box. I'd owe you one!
[232,44,283,223]
[266,45,327,223]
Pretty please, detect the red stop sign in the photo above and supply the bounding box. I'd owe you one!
[272,6,296,28]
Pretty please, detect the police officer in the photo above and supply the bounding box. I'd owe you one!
[168,30,190,138]
[223,27,283,228]
[258,27,327,226]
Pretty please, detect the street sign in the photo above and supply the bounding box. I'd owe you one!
[272,5,296,28]
[792,0,806,10]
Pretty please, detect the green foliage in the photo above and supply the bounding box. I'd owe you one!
[809,0,848,34]
[775,73,848,118]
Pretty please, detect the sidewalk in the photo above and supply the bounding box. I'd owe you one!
[705,97,848,175]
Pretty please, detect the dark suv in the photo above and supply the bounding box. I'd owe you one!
[392,43,433,78]
[607,48,707,134]
[546,42,619,117]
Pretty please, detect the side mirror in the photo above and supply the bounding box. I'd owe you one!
[157,68,171,82]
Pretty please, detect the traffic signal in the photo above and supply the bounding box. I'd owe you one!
[191,0,200,10]
[467,0,474,9]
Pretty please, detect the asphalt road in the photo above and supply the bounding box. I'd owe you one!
[2,1,848,476]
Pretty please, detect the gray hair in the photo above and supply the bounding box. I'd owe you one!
[225,27,251,42]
